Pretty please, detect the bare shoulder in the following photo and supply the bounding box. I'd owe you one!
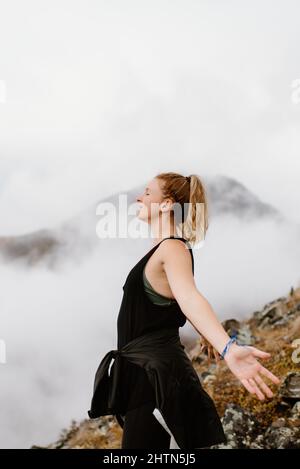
[158,238,192,267]
[157,238,196,303]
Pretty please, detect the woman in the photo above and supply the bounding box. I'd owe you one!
[88,172,281,449]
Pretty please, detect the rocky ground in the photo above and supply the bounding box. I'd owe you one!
[31,286,300,449]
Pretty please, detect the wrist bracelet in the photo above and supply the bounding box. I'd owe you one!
[220,333,248,360]
[220,334,237,360]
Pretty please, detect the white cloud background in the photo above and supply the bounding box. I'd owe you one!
[0,0,300,234]
[0,0,299,448]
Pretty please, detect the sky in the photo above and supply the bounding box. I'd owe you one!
[0,0,300,449]
[0,0,300,235]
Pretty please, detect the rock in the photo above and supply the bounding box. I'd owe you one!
[203,374,217,385]
[211,403,262,449]
[264,425,300,449]
[210,400,300,449]
[221,319,255,345]
[253,298,300,329]
[249,434,266,449]
[279,372,300,400]
[290,401,300,417]
[271,417,287,428]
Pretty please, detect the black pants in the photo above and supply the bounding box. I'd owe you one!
[121,401,171,449]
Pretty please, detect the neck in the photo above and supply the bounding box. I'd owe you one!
[150,218,178,247]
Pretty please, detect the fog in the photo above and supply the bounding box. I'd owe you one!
[0,0,299,448]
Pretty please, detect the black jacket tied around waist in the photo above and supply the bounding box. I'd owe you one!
[88,326,227,449]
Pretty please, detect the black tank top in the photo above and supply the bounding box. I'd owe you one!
[116,236,194,413]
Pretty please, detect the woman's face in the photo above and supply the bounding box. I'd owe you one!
[136,178,165,223]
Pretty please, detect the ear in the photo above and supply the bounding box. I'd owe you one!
[160,198,174,212]
[159,200,169,212]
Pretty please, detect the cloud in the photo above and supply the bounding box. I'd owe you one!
[0,0,300,448]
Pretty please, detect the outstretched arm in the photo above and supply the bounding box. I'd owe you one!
[160,240,281,401]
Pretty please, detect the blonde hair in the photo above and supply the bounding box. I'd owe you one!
[155,172,209,246]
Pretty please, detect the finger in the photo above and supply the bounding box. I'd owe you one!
[213,349,219,363]
[253,374,274,398]
[249,346,272,360]
[241,378,256,395]
[248,377,265,400]
[258,366,281,385]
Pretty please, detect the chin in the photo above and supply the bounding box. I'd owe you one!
[137,209,146,220]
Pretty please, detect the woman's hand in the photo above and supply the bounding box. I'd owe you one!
[199,335,221,365]
[224,343,281,400]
